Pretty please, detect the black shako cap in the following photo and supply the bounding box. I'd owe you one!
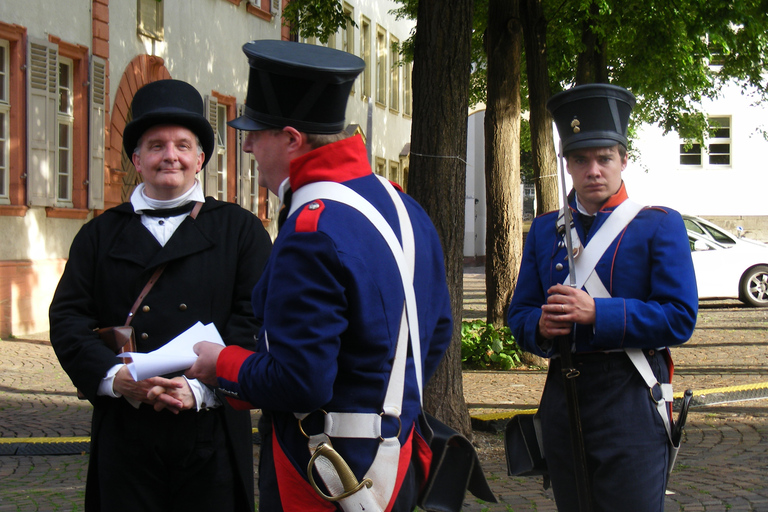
[123,79,215,168]
[547,83,636,154]
[229,40,365,134]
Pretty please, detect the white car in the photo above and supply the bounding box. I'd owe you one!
[683,214,765,248]
[688,230,768,307]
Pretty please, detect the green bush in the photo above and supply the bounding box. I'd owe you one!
[461,319,523,370]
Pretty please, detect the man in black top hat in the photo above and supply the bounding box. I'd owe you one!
[507,83,698,511]
[49,79,272,512]
[187,40,453,512]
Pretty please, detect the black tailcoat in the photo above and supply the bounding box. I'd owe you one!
[50,197,272,511]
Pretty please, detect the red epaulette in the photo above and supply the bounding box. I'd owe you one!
[295,200,326,233]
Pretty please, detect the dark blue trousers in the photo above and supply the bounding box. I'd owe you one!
[541,350,670,512]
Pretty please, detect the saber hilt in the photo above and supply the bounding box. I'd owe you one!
[307,442,373,502]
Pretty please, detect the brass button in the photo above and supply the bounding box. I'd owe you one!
[141,333,149,340]
[179,303,188,311]
[142,305,150,313]
[555,263,564,271]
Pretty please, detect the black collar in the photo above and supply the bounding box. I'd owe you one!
[139,201,197,218]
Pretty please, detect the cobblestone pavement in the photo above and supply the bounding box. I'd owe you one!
[1,268,767,511]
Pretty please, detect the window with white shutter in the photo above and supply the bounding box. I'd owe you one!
[403,61,412,117]
[26,37,57,207]
[389,36,399,113]
[236,104,256,213]
[215,103,227,200]
[56,56,74,206]
[138,0,164,41]
[0,39,9,203]
[88,56,106,210]
[341,3,355,95]
[360,17,371,100]
[204,95,220,198]
[376,26,387,106]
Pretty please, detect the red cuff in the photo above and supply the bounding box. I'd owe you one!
[217,345,253,382]
[225,396,255,411]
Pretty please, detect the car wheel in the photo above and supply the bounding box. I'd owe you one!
[739,265,768,307]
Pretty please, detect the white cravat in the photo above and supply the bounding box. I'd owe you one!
[131,181,206,246]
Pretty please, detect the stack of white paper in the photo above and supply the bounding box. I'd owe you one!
[118,321,224,381]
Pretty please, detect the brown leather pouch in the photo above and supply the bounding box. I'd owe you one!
[97,326,136,354]
[76,327,136,400]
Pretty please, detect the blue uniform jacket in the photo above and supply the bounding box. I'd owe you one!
[508,183,698,357]
[216,136,452,502]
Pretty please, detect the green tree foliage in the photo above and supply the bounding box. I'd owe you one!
[285,0,768,163]
[281,0,351,44]
[544,0,768,141]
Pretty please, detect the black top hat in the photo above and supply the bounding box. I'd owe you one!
[228,40,365,134]
[547,83,636,154]
[123,79,215,168]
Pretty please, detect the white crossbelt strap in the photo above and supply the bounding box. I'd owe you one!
[289,177,421,511]
[562,199,674,444]
[290,178,423,401]
[564,199,643,289]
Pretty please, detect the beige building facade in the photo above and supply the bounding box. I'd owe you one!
[0,0,414,337]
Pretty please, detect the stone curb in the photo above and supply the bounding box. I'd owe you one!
[471,381,768,433]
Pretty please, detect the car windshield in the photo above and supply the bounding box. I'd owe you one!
[702,224,735,244]
[684,217,736,245]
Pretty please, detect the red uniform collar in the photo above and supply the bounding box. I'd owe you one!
[289,135,371,190]
[599,181,629,211]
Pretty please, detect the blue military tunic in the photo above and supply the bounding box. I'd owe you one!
[216,135,452,511]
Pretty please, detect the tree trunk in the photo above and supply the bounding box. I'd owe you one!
[575,1,609,84]
[522,0,559,217]
[484,0,523,330]
[409,0,475,437]
[520,0,555,367]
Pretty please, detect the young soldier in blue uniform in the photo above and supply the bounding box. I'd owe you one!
[507,84,698,511]
[188,40,453,512]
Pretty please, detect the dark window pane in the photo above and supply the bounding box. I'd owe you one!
[680,143,700,154]
[58,148,70,200]
[0,139,5,194]
[709,154,730,165]
[709,117,730,138]
[680,154,702,165]
[703,225,732,244]
[59,123,69,147]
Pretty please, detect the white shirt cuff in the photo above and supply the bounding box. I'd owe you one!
[99,364,141,408]
[184,376,220,411]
